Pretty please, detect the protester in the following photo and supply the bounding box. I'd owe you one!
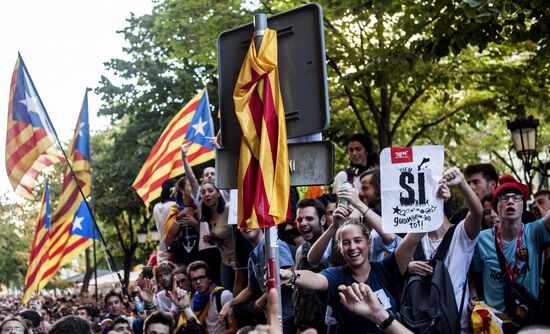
[472,176,550,317]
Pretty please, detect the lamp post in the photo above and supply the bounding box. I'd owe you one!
[507,113,549,192]
[137,225,147,245]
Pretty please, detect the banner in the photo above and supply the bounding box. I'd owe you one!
[380,145,444,233]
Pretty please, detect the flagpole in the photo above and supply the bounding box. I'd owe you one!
[86,88,99,302]
[253,13,283,328]
[20,61,129,297]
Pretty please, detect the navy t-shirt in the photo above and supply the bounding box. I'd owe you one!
[318,253,402,334]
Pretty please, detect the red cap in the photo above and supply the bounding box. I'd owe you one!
[492,175,529,206]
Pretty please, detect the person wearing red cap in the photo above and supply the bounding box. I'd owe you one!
[471,175,550,314]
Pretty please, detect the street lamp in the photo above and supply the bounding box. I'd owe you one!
[150,224,160,242]
[507,113,549,191]
[137,225,147,244]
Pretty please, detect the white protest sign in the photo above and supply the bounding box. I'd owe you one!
[380,145,444,233]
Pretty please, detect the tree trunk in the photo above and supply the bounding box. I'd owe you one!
[80,248,95,294]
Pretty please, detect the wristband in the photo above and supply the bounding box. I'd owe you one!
[179,305,191,311]
[361,207,370,216]
[144,303,155,310]
[377,310,395,329]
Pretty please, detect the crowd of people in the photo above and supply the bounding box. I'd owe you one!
[2,134,550,334]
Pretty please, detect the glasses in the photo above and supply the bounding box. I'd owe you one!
[190,275,208,283]
[2,327,24,334]
[498,194,523,203]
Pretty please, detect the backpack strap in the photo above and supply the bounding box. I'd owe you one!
[433,224,458,261]
[413,241,426,261]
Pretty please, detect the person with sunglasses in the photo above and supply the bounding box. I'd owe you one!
[472,175,550,316]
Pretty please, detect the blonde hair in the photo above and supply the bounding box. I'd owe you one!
[334,222,371,254]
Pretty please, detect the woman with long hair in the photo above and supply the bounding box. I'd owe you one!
[199,181,235,289]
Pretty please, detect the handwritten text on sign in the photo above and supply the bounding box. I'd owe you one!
[380,145,444,233]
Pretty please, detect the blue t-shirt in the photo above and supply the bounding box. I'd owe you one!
[317,253,402,334]
[473,219,550,312]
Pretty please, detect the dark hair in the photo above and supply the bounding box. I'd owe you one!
[345,133,377,168]
[140,266,154,280]
[48,315,90,334]
[481,193,493,206]
[359,168,381,208]
[534,189,550,200]
[18,310,41,328]
[199,181,225,222]
[464,164,498,183]
[297,198,326,219]
[187,260,211,279]
[160,179,176,203]
[175,317,207,334]
[144,312,175,334]
[316,193,337,207]
[75,305,94,318]
[104,290,123,307]
[113,317,130,327]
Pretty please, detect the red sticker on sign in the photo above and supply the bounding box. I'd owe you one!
[391,147,413,163]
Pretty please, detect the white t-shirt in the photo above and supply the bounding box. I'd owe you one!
[205,289,233,334]
[419,220,478,331]
[153,201,176,262]
[153,290,177,313]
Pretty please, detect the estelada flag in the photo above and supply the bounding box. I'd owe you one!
[22,182,51,303]
[41,91,96,288]
[133,88,215,207]
[5,54,63,198]
[233,28,290,229]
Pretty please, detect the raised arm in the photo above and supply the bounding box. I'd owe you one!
[181,144,200,197]
[338,187,396,244]
[394,232,425,275]
[440,167,483,240]
[307,204,350,266]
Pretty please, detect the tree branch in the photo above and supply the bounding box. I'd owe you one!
[326,55,371,137]
[405,99,492,146]
[113,219,128,253]
[390,88,425,137]
[491,150,523,182]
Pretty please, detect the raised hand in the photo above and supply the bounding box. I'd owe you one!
[135,278,155,305]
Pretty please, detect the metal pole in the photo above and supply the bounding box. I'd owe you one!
[253,13,283,329]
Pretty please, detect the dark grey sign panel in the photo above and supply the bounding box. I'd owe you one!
[217,3,329,148]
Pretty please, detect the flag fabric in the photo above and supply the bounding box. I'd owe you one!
[133,88,215,207]
[5,54,63,198]
[233,28,290,229]
[22,182,51,303]
[40,91,96,288]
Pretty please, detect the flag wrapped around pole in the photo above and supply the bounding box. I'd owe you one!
[5,54,63,198]
[233,28,290,229]
[22,182,51,303]
[132,88,215,207]
[40,91,97,288]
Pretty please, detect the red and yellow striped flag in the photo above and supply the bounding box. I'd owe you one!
[233,28,290,229]
[133,89,215,207]
[40,92,94,288]
[5,55,63,199]
[22,182,51,303]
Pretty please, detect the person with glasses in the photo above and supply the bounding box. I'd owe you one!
[472,175,550,314]
[186,261,237,334]
[0,317,30,334]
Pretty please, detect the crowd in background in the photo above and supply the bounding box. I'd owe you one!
[2,133,550,334]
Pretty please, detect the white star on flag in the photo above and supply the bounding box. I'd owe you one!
[79,121,86,138]
[191,117,207,136]
[19,93,41,114]
[72,216,84,231]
